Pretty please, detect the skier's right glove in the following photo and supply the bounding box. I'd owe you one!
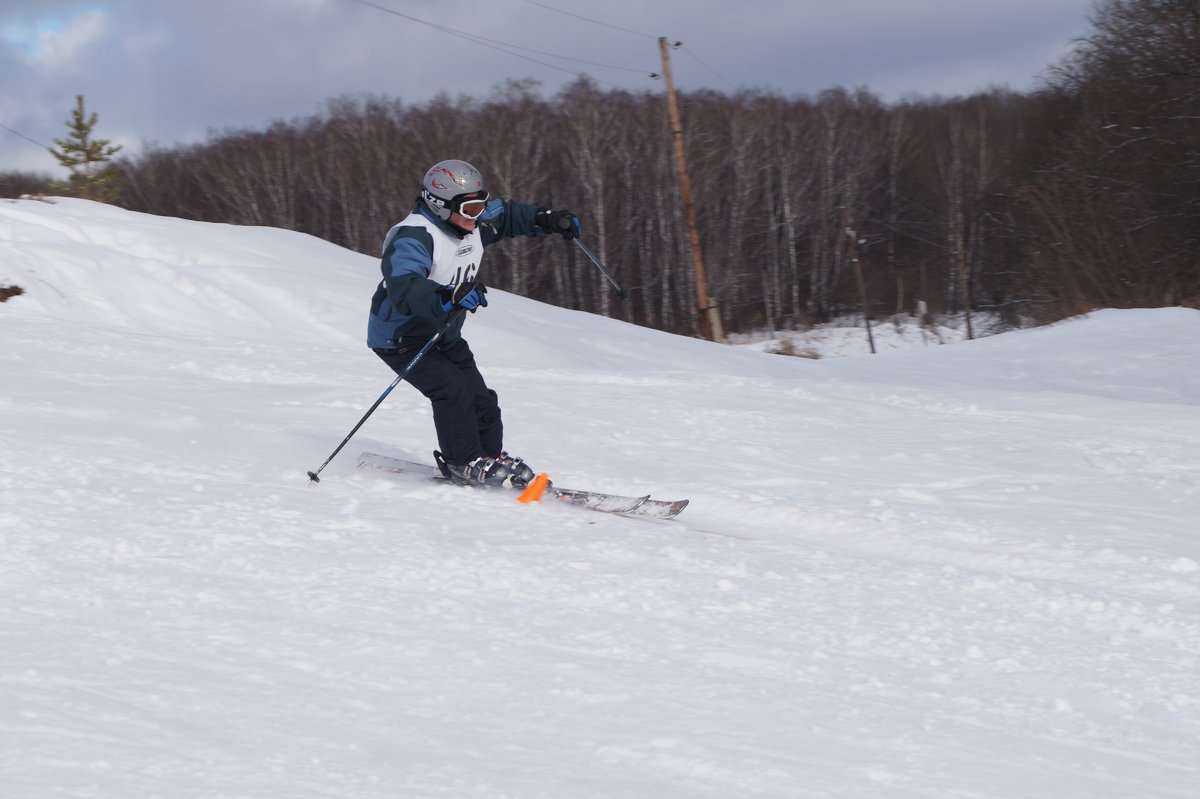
[439,280,488,313]
[535,208,579,240]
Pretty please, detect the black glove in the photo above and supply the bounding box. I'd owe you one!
[535,208,579,240]
[439,280,488,312]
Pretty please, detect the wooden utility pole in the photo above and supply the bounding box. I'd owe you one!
[843,208,877,355]
[658,37,723,343]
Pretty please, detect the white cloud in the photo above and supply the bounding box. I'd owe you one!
[119,26,168,60]
[0,0,1101,173]
[1,19,57,57]
[32,9,107,68]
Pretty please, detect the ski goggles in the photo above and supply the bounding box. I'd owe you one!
[453,191,490,220]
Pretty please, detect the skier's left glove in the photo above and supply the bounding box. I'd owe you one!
[535,208,579,240]
[439,280,488,313]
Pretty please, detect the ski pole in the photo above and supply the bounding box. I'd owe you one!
[573,238,629,300]
[306,310,463,484]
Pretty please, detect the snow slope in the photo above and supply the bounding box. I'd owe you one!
[2,198,1198,798]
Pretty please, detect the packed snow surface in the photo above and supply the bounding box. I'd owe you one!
[2,198,1198,798]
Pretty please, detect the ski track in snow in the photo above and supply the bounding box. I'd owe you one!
[2,198,1199,798]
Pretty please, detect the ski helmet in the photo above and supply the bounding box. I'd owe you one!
[421,159,487,221]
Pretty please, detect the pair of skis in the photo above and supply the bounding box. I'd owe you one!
[357,452,689,520]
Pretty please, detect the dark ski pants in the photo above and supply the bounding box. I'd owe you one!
[373,338,503,466]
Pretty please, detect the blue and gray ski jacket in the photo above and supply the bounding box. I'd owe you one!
[367,198,542,350]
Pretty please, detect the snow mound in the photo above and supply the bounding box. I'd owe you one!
[2,198,1198,799]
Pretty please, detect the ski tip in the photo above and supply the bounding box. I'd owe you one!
[633,497,689,519]
[665,499,690,519]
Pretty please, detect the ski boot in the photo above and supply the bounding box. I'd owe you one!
[439,454,512,487]
[496,452,535,487]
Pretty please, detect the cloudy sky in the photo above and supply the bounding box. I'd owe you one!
[1,0,1097,176]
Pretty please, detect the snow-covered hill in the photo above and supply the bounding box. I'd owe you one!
[2,198,1198,798]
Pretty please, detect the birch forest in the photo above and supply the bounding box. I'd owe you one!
[7,0,1198,338]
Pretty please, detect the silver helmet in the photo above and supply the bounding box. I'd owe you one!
[421,159,487,221]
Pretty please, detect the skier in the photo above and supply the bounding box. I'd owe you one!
[367,159,579,486]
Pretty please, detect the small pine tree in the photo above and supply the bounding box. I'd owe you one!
[48,95,123,202]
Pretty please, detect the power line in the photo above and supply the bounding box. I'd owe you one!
[679,45,737,91]
[0,123,49,149]
[519,0,658,40]
[516,3,735,93]
[473,37,650,76]
[346,0,651,88]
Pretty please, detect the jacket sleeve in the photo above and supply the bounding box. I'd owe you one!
[379,226,449,319]
[478,199,542,246]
